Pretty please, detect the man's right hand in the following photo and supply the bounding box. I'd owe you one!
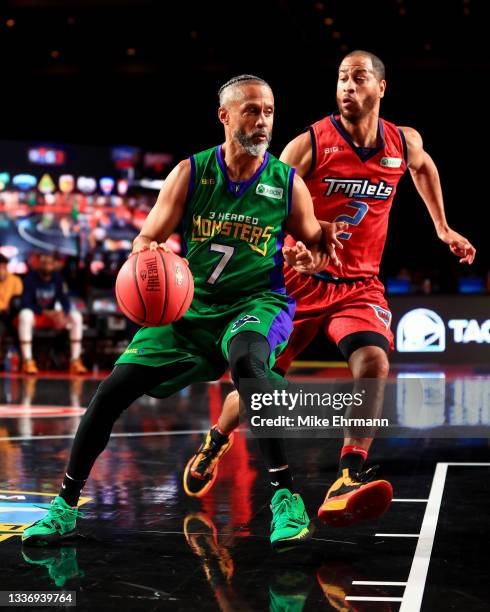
[320,221,347,270]
[131,236,170,254]
[131,238,188,265]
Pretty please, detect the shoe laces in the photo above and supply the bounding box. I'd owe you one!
[33,502,84,526]
[194,440,218,469]
[200,439,219,458]
[271,495,296,528]
[351,465,380,485]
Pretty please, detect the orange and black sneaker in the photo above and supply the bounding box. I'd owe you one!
[183,427,234,498]
[22,358,38,375]
[69,358,88,375]
[317,466,393,527]
[183,512,234,586]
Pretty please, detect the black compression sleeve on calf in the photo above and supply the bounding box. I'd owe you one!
[257,437,289,471]
[228,331,290,474]
[66,364,168,480]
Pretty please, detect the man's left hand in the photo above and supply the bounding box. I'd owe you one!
[438,227,476,264]
[283,241,315,273]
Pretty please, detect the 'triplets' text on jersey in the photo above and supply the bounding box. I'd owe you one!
[307,114,407,278]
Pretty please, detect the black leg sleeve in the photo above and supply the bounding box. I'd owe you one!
[228,331,289,472]
[66,364,167,479]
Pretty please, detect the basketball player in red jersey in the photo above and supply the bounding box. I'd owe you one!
[184,50,476,527]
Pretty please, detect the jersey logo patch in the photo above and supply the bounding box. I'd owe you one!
[256,183,283,200]
[380,157,402,168]
[368,304,392,329]
[230,315,261,333]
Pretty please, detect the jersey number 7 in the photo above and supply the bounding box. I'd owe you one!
[207,243,236,284]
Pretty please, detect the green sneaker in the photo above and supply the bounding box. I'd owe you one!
[269,569,313,612]
[270,489,312,551]
[22,547,84,587]
[21,496,83,547]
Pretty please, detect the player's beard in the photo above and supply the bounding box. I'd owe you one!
[338,92,378,123]
[234,128,271,157]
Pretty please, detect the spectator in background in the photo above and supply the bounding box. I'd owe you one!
[0,254,23,341]
[19,253,87,375]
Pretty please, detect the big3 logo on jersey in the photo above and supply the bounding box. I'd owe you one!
[191,213,274,256]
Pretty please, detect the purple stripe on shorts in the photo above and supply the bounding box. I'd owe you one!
[266,298,296,353]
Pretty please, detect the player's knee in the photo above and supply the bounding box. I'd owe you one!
[351,347,389,379]
[363,354,390,379]
[228,332,269,384]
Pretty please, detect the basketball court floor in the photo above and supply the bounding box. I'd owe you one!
[0,364,489,611]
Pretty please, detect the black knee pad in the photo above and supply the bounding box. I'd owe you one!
[228,331,270,387]
[338,331,389,361]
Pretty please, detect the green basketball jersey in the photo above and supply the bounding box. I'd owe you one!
[183,145,294,302]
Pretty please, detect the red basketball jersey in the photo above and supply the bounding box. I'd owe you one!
[306,113,407,278]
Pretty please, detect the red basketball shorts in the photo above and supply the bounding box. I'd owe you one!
[276,266,394,372]
[33,314,58,329]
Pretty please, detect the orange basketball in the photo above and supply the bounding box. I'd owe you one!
[115,248,194,326]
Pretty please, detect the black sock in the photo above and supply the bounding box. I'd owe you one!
[59,473,86,507]
[338,452,365,476]
[269,466,293,493]
[210,425,229,449]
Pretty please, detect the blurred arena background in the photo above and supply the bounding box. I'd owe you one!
[0,0,486,370]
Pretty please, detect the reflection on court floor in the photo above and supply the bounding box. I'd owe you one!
[0,366,488,611]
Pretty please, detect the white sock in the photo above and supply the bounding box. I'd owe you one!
[21,342,32,361]
[18,309,34,360]
[71,341,82,360]
[67,311,83,360]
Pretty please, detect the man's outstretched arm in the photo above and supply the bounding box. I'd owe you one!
[401,126,476,264]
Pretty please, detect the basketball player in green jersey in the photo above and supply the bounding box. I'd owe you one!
[22,74,345,551]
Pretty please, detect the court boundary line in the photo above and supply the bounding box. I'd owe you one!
[375,533,419,538]
[0,429,210,442]
[352,581,407,586]
[400,462,490,612]
[346,596,403,602]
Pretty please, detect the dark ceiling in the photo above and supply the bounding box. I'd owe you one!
[0,0,484,150]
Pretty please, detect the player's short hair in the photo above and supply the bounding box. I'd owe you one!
[0,254,8,265]
[341,50,385,80]
[218,74,271,107]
